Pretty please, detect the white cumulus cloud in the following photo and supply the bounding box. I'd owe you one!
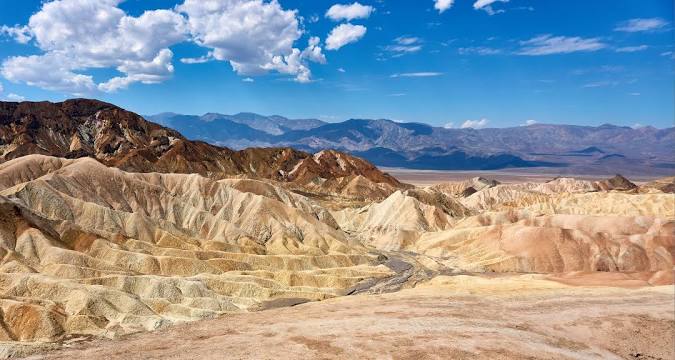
[517,34,606,56]
[2,0,328,93]
[521,119,537,126]
[1,0,187,93]
[177,1,327,83]
[260,36,326,83]
[302,36,327,64]
[2,53,97,94]
[326,23,367,50]
[434,0,455,14]
[99,48,177,92]
[178,0,314,81]
[461,118,489,129]
[326,2,374,21]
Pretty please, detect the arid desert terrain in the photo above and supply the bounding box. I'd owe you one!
[0,100,672,359]
[0,0,673,357]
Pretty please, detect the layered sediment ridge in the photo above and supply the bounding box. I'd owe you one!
[0,155,391,342]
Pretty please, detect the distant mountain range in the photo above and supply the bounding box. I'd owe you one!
[146,112,675,173]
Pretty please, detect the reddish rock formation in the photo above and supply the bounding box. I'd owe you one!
[0,99,405,190]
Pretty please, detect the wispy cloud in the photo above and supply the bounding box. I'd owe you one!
[458,46,502,55]
[473,0,509,15]
[395,37,420,46]
[615,45,648,53]
[0,25,32,44]
[614,18,669,33]
[517,34,606,56]
[5,93,25,101]
[387,93,406,97]
[384,36,424,57]
[337,67,346,73]
[582,80,619,88]
[599,65,625,73]
[521,119,537,126]
[333,82,369,92]
[318,114,342,121]
[242,77,254,82]
[390,72,443,78]
[571,65,624,76]
[180,52,214,64]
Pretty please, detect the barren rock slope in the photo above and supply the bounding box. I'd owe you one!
[0,155,391,343]
[0,99,405,198]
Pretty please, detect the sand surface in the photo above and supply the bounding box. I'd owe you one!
[28,275,675,360]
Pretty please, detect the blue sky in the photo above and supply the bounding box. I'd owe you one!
[0,0,673,128]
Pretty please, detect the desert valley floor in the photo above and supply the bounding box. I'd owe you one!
[0,100,672,359]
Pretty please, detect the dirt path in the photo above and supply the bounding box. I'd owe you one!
[26,277,674,360]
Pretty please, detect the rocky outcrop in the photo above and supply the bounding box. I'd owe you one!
[332,190,471,250]
[427,177,499,198]
[640,176,675,194]
[595,174,638,191]
[414,212,673,273]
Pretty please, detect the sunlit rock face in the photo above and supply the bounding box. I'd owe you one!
[0,155,392,342]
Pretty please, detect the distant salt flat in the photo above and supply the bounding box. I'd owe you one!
[381,167,667,186]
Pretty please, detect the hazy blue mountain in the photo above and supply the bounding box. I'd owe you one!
[146,112,675,172]
[213,112,325,134]
[150,112,325,136]
[146,114,273,145]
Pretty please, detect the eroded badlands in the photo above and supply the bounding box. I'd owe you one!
[0,155,672,359]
